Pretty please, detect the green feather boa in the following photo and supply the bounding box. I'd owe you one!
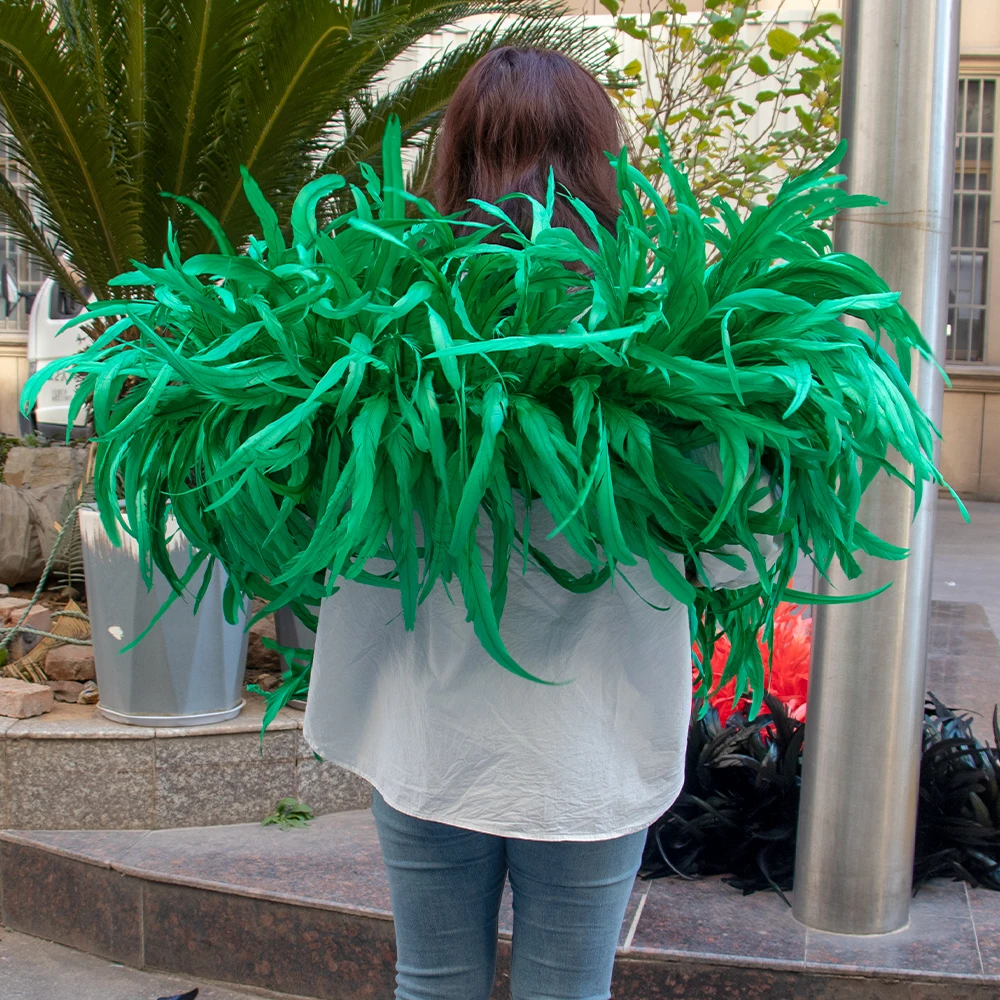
[23,117,962,716]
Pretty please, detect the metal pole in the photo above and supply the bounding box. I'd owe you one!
[792,0,960,935]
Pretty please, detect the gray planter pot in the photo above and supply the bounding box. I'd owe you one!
[79,507,249,726]
[274,605,319,653]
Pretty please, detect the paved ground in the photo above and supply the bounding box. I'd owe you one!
[932,497,1000,634]
[926,497,1000,727]
[0,929,300,1000]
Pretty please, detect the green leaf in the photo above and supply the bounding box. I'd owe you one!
[768,27,800,57]
[748,55,770,76]
[799,69,821,92]
[794,105,816,133]
[802,22,833,42]
[616,16,647,40]
[623,58,642,77]
[756,90,778,103]
[261,796,314,830]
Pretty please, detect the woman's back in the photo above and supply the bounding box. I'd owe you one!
[303,502,693,840]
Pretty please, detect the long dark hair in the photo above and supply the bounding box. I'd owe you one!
[428,47,627,243]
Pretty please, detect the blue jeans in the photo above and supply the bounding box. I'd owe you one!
[370,789,646,1000]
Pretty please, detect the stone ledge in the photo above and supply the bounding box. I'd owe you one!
[2,691,302,739]
[2,815,999,1000]
[945,364,1000,394]
[0,693,371,829]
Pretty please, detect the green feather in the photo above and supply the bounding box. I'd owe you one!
[30,116,964,712]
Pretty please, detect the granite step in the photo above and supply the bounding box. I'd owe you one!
[2,811,1000,999]
[0,692,371,830]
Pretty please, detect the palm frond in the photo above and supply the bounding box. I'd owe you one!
[1,0,614,312]
[53,0,125,116]
[198,0,599,248]
[147,0,264,252]
[0,0,141,292]
[320,11,611,183]
[118,0,156,236]
[0,172,84,297]
[194,0,360,243]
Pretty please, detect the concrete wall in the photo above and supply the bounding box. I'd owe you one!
[0,344,27,438]
[961,0,1000,54]
[942,373,1000,499]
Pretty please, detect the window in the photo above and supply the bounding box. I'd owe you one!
[0,120,46,336]
[949,77,996,363]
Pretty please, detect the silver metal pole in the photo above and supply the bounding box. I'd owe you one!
[792,0,960,935]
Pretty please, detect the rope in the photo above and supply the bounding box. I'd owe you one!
[4,628,93,645]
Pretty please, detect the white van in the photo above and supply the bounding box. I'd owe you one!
[20,277,94,440]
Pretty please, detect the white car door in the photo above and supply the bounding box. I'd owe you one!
[26,278,94,438]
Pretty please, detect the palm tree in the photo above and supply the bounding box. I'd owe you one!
[0,0,608,304]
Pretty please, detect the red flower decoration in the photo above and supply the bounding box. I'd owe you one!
[694,603,812,724]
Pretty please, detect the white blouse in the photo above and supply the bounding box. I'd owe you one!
[303,471,778,841]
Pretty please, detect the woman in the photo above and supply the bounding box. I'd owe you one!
[303,47,775,1000]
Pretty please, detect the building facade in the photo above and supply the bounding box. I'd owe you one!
[943,2,1000,498]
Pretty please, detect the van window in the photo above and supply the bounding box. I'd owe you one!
[49,282,91,319]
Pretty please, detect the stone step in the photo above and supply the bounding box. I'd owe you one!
[0,692,370,830]
[2,812,999,999]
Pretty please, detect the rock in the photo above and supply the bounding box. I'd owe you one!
[8,606,52,660]
[77,680,99,705]
[58,585,80,601]
[0,597,32,623]
[2,446,87,489]
[0,481,70,587]
[45,643,96,681]
[8,599,89,681]
[254,673,283,692]
[0,583,8,596]
[48,679,84,703]
[246,614,280,672]
[0,677,54,718]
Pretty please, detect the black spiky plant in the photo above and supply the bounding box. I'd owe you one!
[641,693,1000,898]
